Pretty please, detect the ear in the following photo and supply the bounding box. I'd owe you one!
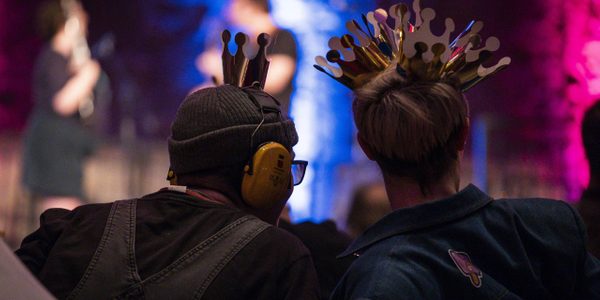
[457,117,470,151]
[357,133,376,161]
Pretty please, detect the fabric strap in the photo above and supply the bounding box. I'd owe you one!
[67,199,270,299]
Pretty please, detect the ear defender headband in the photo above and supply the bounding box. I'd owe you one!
[219,29,294,208]
[240,85,293,208]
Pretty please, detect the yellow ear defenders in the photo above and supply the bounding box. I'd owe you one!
[167,169,178,185]
[165,85,295,208]
[241,142,292,208]
[167,146,292,208]
[240,85,293,208]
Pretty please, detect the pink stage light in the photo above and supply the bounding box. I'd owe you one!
[564,0,600,200]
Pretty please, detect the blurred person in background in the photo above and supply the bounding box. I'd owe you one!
[317,1,600,296]
[578,100,600,257]
[197,0,297,115]
[22,0,100,219]
[345,181,391,239]
[279,206,353,299]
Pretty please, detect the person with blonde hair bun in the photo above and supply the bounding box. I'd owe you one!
[332,65,600,300]
[318,2,600,298]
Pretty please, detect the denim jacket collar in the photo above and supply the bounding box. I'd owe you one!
[339,184,493,258]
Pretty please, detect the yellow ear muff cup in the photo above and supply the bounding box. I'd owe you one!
[242,142,292,208]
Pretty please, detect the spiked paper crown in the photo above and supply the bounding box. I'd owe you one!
[221,29,272,89]
[314,0,511,91]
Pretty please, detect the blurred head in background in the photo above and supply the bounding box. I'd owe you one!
[346,182,391,239]
[228,0,271,27]
[37,0,88,43]
[583,100,600,188]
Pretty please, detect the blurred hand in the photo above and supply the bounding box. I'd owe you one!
[196,48,224,84]
[53,59,101,116]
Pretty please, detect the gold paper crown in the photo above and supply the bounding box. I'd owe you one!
[314,0,511,91]
[221,30,272,89]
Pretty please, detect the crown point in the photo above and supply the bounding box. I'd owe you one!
[361,14,376,38]
[221,30,234,85]
[485,36,500,51]
[472,21,484,33]
[445,18,455,33]
[326,50,341,63]
[328,36,341,49]
[235,32,247,46]
[389,3,410,26]
[477,56,511,77]
[315,55,344,78]
[346,20,371,47]
[329,37,356,61]
[257,33,271,48]
[468,34,482,49]
[413,0,423,26]
[374,8,388,23]
[220,30,272,88]
[366,12,382,38]
[388,4,402,28]
[222,30,231,43]
[421,8,435,21]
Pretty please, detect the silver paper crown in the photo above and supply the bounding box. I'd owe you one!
[314,0,511,91]
[221,30,272,89]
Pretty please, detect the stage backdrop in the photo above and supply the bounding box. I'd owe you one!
[0,0,596,221]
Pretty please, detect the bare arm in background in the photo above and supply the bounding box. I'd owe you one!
[264,54,295,95]
[52,59,100,116]
[194,50,295,95]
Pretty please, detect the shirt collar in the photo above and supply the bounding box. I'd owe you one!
[339,184,493,258]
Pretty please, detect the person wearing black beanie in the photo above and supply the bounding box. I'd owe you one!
[15,83,319,299]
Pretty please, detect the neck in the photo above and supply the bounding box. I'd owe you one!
[179,179,281,225]
[186,187,237,208]
[383,168,460,210]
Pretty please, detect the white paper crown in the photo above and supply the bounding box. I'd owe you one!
[314,0,511,91]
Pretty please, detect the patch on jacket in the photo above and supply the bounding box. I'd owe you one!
[448,249,483,288]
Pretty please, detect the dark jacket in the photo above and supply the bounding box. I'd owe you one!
[579,187,600,258]
[279,220,353,299]
[16,190,319,299]
[332,184,600,300]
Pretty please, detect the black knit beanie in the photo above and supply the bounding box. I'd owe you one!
[168,85,298,174]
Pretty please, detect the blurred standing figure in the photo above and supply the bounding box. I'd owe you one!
[229,0,297,115]
[345,182,391,239]
[22,0,100,217]
[578,100,600,257]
